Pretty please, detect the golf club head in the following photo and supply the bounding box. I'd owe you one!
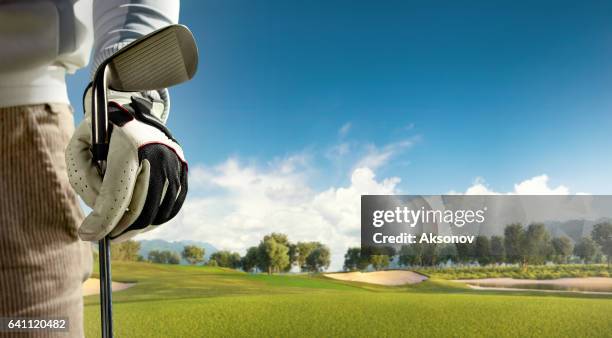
[91,24,199,164]
[106,24,198,91]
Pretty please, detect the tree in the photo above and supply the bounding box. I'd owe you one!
[264,233,291,249]
[551,236,573,264]
[370,255,390,271]
[209,250,242,269]
[399,243,424,267]
[272,233,289,242]
[422,243,439,266]
[147,250,162,263]
[437,244,457,264]
[504,223,525,264]
[286,243,298,272]
[230,252,242,268]
[455,242,474,264]
[305,244,331,272]
[357,251,371,270]
[165,251,180,265]
[591,222,612,266]
[182,245,205,265]
[361,245,395,262]
[148,250,180,264]
[258,236,290,274]
[267,239,290,273]
[345,247,370,271]
[111,240,141,261]
[474,236,491,266]
[574,237,600,263]
[381,246,397,260]
[241,246,259,272]
[490,236,505,264]
[255,233,292,274]
[344,247,362,271]
[297,242,318,271]
[522,223,551,266]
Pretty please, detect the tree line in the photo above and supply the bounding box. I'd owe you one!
[344,222,612,271]
[108,233,332,274]
[240,233,331,274]
[104,222,611,272]
[178,233,332,274]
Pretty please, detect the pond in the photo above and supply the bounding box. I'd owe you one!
[457,277,612,293]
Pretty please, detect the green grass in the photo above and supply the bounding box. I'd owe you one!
[85,262,612,337]
[416,264,612,280]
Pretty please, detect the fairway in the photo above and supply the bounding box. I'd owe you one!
[84,262,612,337]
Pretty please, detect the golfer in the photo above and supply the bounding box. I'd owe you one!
[0,1,187,337]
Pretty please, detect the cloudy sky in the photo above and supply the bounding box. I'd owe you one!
[68,1,612,270]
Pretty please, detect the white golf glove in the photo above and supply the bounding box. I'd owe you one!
[66,85,188,242]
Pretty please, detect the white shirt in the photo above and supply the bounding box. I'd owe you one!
[0,0,179,108]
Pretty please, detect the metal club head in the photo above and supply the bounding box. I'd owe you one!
[106,24,198,91]
[91,24,199,164]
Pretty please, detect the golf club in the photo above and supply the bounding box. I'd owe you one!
[90,24,198,338]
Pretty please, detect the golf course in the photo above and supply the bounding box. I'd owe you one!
[84,261,612,337]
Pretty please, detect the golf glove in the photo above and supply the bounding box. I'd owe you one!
[66,85,188,242]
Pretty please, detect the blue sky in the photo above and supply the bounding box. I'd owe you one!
[67,1,612,267]
[69,0,612,194]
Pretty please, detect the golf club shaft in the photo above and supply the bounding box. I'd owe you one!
[92,67,113,338]
[99,237,113,338]
[98,240,106,337]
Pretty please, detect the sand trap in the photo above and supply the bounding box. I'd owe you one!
[325,270,427,286]
[456,277,612,294]
[82,278,135,296]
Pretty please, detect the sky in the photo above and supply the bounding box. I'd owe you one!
[67,0,612,270]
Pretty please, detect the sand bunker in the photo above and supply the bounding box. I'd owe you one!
[456,277,612,294]
[325,270,427,286]
[82,278,135,296]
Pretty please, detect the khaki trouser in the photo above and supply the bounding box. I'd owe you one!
[0,104,92,337]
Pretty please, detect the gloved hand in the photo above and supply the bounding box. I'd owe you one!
[66,85,188,242]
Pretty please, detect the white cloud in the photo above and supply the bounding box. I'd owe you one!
[338,122,351,137]
[455,174,573,195]
[354,138,418,170]
[327,142,350,158]
[464,177,498,195]
[138,156,401,271]
[512,175,569,195]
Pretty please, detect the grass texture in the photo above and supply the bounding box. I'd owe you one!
[84,262,612,337]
